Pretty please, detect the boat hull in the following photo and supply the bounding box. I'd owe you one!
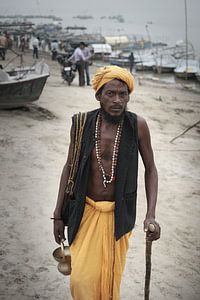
[0,75,49,109]
[153,66,176,73]
[109,58,130,67]
[174,59,200,80]
[135,64,154,71]
[174,71,196,79]
[195,73,200,82]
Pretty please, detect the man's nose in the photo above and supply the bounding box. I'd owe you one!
[113,94,121,103]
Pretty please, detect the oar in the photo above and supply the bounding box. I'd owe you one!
[144,223,155,300]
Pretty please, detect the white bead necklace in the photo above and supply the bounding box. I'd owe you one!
[95,113,123,188]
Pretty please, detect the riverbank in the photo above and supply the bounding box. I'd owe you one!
[0,50,200,300]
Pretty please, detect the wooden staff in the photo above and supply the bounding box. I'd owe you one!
[144,223,155,300]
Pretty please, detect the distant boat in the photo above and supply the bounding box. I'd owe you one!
[172,40,195,59]
[153,53,177,73]
[0,61,49,109]
[72,14,93,20]
[195,71,200,82]
[174,59,200,79]
[175,1,199,80]
[90,43,112,60]
[109,57,129,67]
[108,15,125,23]
[135,53,155,71]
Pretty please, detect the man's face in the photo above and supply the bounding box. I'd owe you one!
[80,43,85,49]
[96,79,130,117]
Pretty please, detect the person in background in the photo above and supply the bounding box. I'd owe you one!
[25,37,30,50]
[128,51,135,73]
[0,32,8,60]
[13,35,18,48]
[51,40,59,61]
[5,32,12,49]
[41,39,46,52]
[63,41,73,54]
[32,36,39,59]
[20,35,25,52]
[82,44,92,86]
[52,65,160,299]
[68,42,86,86]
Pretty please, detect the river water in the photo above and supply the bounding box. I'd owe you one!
[59,12,200,58]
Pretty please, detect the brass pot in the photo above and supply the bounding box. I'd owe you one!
[53,243,71,263]
[57,259,71,276]
[53,241,71,276]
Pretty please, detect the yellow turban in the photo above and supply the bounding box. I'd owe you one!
[92,65,134,94]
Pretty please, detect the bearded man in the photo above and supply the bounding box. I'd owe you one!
[53,65,161,299]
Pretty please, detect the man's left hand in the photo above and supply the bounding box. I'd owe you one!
[144,218,161,241]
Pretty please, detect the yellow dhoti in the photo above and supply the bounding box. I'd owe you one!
[70,196,131,300]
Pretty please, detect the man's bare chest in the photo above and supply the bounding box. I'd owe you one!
[98,129,116,161]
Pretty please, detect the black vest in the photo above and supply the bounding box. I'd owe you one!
[68,109,138,245]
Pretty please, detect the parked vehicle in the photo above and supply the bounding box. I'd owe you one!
[57,54,76,85]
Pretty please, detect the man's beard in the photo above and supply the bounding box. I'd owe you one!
[100,104,126,124]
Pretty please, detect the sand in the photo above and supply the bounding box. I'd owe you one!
[0,50,200,300]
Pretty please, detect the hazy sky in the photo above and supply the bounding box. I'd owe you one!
[1,0,199,21]
[1,0,200,53]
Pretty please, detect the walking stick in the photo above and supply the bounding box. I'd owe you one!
[144,223,155,300]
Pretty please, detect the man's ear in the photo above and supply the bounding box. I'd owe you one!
[95,93,100,101]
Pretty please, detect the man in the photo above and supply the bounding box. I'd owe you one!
[68,42,86,86]
[32,36,39,59]
[51,39,59,61]
[41,39,46,52]
[0,32,8,60]
[53,65,160,299]
[128,51,135,73]
[82,44,92,85]
[20,35,25,52]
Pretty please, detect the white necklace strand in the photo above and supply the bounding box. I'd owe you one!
[95,113,123,188]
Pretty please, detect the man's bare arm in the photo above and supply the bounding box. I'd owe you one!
[137,116,160,241]
[53,126,74,244]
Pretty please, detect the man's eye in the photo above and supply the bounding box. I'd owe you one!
[120,92,128,97]
[107,91,114,96]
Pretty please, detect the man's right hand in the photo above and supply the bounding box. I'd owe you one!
[53,220,66,244]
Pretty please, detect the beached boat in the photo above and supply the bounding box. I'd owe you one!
[174,59,200,79]
[153,54,177,73]
[135,53,155,71]
[90,43,112,60]
[195,72,200,82]
[172,40,196,60]
[0,61,49,109]
[109,57,130,67]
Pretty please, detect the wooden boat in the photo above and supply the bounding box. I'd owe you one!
[195,72,200,82]
[109,57,130,67]
[90,43,112,60]
[135,54,155,71]
[174,59,200,79]
[0,61,49,109]
[153,54,177,73]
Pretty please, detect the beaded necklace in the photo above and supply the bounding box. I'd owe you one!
[95,112,123,188]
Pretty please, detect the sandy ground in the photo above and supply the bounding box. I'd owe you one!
[0,50,200,300]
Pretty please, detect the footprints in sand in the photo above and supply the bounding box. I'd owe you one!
[0,104,57,121]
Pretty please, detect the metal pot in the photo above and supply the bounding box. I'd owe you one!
[53,241,71,276]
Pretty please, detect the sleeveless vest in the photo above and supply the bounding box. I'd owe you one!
[68,109,138,245]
